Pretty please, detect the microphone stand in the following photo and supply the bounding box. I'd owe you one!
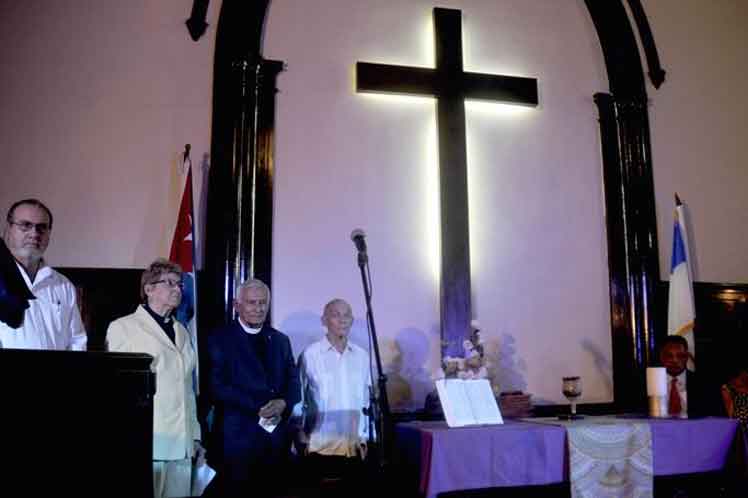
[357,249,392,470]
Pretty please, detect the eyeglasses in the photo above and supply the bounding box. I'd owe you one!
[151,279,184,289]
[9,220,51,235]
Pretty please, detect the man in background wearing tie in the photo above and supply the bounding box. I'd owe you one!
[0,199,86,350]
[660,335,690,418]
[659,335,722,417]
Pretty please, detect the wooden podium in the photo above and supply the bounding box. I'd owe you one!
[0,349,155,497]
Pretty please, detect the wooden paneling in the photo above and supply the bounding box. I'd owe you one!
[657,281,748,388]
[57,267,142,351]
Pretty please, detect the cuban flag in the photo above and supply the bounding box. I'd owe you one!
[170,157,199,385]
[667,194,696,371]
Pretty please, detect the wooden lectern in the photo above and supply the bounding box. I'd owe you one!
[0,349,155,497]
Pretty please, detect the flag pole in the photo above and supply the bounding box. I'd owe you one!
[170,144,201,392]
[186,145,200,390]
[667,193,696,371]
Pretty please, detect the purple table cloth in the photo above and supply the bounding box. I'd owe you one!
[648,417,738,475]
[395,417,739,498]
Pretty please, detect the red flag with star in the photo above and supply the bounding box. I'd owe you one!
[170,164,199,387]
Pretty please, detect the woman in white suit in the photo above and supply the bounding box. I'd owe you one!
[107,259,203,498]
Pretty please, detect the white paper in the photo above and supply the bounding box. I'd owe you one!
[259,416,278,433]
[646,367,667,396]
[191,462,216,496]
[436,378,503,427]
[463,379,504,425]
[436,379,473,427]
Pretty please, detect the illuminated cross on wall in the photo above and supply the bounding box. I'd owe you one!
[356,7,538,357]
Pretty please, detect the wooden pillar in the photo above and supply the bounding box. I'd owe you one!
[200,0,278,332]
[595,93,661,411]
[585,0,663,411]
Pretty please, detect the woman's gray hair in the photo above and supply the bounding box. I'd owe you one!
[140,258,182,302]
[235,278,271,303]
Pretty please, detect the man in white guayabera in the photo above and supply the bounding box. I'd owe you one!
[297,298,373,496]
[0,199,86,350]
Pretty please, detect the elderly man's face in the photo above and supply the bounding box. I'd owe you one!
[235,286,269,327]
[4,204,51,262]
[661,343,689,377]
[323,300,353,341]
[145,271,183,313]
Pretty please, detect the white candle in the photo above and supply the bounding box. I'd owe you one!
[646,367,667,396]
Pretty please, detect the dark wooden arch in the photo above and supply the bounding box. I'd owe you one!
[200,0,279,334]
[584,0,662,411]
[201,0,663,411]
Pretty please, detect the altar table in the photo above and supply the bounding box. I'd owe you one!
[395,417,740,498]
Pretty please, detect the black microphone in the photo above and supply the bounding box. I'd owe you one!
[350,228,367,253]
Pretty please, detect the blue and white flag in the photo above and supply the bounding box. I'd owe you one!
[667,195,696,371]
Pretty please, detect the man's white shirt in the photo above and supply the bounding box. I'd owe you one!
[299,335,371,457]
[0,263,86,350]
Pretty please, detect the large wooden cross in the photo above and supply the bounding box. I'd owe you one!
[356,7,538,357]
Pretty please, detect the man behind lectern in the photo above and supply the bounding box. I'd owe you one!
[0,199,86,350]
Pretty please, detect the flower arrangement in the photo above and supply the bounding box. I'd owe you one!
[426,321,534,417]
[435,320,489,380]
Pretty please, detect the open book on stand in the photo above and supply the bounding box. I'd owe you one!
[435,378,504,427]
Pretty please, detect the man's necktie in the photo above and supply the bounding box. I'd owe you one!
[668,377,682,416]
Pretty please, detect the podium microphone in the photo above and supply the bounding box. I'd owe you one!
[350,227,391,467]
[350,228,367,253]
[351,228,368,266]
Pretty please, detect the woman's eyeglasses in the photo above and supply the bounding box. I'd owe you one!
[151,279,184,289]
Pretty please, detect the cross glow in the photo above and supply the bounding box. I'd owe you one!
[424,117,440,283]
[357,9,536,284]
[357,93,435,106]
[465,100,535,117]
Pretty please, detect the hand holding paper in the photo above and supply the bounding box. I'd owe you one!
[259,415,280,433]
[259,399,286,419]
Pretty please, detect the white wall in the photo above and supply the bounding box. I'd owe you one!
[0,0,219,268]
[644,0,748,283]
[265,0,611,408]
[0,0,746,408]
